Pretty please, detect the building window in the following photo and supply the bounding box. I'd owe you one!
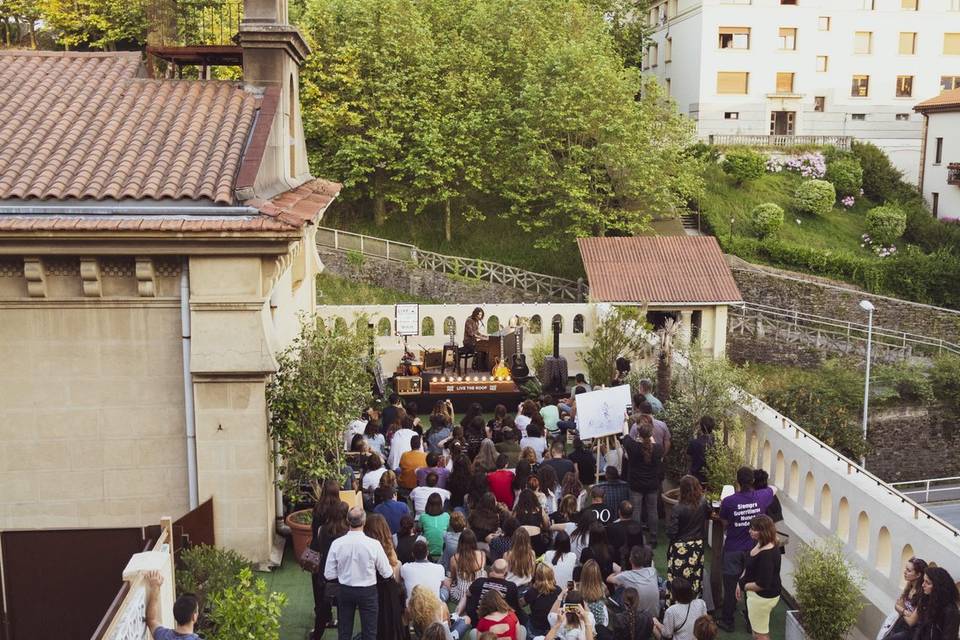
[818,16,831,31]
[933,193,940,216]
[776,72,795,94]
[945,33,960,55]
[717,71,749,94]
[851,75,870,97]
[852,113,867,120]
[855,31,873,54]
[665,37,673,62]
[896,75,914,97]
[943,76,960,90]
[719,26,750,49]
[814,96,825,111]
[816,55,828,72]
[901,0,918,8]
[899,32,917,55]
[778,27,797,50]
[935,137,944,164]
[896,113,910,121]
[725,111,740,119]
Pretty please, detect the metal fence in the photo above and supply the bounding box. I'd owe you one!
[730,301,960,361]
[890,477,960,505]
[315,226,588,302]
[708,134,853,150]
[145,0,243,47]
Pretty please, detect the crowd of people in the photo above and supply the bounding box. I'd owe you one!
[308,383,960,640]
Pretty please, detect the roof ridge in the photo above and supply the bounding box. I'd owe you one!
[0,50,141,59]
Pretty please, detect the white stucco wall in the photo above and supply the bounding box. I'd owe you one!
[921,110,960,219]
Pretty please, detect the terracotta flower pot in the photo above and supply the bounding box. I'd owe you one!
[662,487,680,523]
[285,508,313,560]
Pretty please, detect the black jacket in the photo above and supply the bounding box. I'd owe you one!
[622,436,663,493]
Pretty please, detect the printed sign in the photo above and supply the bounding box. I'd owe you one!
[395,304,420,336]
[575,385,632,440]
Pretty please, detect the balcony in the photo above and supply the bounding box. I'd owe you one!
[708,134,853,150]
[948,163,960,185]
[145,0,244,75]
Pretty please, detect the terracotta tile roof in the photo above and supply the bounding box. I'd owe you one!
[0,50,257,204]
[577,236,743,304]
[914,88,960,113]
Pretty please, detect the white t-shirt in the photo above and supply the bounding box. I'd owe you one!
[547,551,578,588]
[363,467,388,492]
[344,419,367,451]
[410,486,451,516]
[389,428,417,470]
[400,560,445,604]
[519,436,547,462]
[515,414,532,437]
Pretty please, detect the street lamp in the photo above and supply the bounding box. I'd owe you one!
[859,300,875,467]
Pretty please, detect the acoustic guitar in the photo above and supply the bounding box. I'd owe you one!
[510,327,529,379]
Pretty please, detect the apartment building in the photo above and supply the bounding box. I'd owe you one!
[645,0,960,181]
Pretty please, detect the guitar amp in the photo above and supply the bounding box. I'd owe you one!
[394,376,422,396]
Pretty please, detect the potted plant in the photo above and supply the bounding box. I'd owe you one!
[268,315,375,560]
[787,539,864,640]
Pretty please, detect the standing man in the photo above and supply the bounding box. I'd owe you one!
[638,379,664,414]
[324,507,394,640]
[144,570,199,640]
[718,466,776,632]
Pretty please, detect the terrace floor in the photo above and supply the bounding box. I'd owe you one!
[263,533,788,640]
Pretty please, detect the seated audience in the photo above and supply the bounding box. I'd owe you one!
[401,540,445,604]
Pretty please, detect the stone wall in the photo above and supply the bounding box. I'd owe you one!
[728,259,960,345]
[866,406,960,483]
[726,331,825,367]
[318,247,551,303]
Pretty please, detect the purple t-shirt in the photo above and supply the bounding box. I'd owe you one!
[416,466,450,488]
[719,488,774,552]
[154,628,200,640]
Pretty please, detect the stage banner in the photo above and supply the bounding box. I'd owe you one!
[575,385,631,440]
[395,303,420,336]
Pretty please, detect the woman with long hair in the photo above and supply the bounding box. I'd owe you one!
[466,415,488,460]
[537,464,560,513]
[579,522,615,581]
[475,438,500,473]
[514,488,550,555]
[551,494,580,526]
[448,455,473,510]
[579,560,610,628]
[666,475,710,600]
[468,471,493,511]
[407,585,450,637]
[610,587,655,640]
[421,493,451,558]
[736,516,781,640]
[310,498,348,639]
[469,492,503,542]
[447,528,486,604]
[461,402,484,429]
[425,413,452,455]
[395,514,417,564]
[504,527,536,586]
[513,460,533,495]
[363,418,386,459]
[516,399,538,436]
[546,590,596,640]
[363,513,407,640]
[561,472,586,510]
[549,530,578,588]
[522,562,563,637]
[884,557,929,640]
[421,622,453,640]
[489,404,509,442]
[475,589,520,640]
[623,422,662,547]
[569,506,597,558]
[656,578,708,640]
[900,566,960,640]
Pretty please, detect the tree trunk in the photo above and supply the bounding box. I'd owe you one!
[444,199,452,242]
[373,167,387,226]
[657,352,672,404]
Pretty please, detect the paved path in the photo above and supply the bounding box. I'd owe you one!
[929,502,960,529]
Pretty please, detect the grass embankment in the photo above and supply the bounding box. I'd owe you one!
[316,272,437,305]
[699,163,875,257]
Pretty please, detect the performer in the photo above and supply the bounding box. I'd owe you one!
[462,307,486,351]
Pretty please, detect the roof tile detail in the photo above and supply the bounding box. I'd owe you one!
[577,236,743,304]
[0,51,258,204]
[914,88,960,113]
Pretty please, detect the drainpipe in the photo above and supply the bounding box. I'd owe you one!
[918,113,928,195]
[181,258,199,510]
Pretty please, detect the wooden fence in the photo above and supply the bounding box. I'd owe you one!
[315,226,588,302]
[730,301,960,362]
[709,134,853,150]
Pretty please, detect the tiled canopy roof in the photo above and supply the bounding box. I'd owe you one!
[577,236,743,304]
[0,51,257,204]
[914,88,960,113]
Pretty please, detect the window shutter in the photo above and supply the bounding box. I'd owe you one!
[899,32,916,54]
[717,72,749,94]
[945,33,960,55]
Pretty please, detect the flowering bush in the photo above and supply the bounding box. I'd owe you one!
[766,152,826,179]
[865,203,907,244]
[841,196,856,208]
[861,233,898,258]
[793,179,835,216]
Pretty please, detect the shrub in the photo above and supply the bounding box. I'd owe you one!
[931,354,960,415]
[793,179,836,216]
[852,141,904,202]
[866,204,907,244]
[176,545,251,632]
[208,567,286,640]
[722,148,766,184]
[705,417,745,502]
[687,141,720,163]
[793,539,864,640]
[873,362,935,404]
[825,158,863,198]
[750,203,784,238]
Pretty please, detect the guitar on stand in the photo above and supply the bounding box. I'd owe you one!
[510,327,529,380]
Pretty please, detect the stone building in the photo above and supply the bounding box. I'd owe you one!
[0,0,336,563]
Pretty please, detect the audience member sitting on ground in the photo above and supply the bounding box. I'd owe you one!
[654,578,708,640]
[401,539,445,604]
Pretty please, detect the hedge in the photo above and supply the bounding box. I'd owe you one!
[793,179,836,216]
[750,203,784,239]
[865,204,907,245]
[722,148,766,184]
[825,158,864,199]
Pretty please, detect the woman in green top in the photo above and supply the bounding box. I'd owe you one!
[419,493,451,558]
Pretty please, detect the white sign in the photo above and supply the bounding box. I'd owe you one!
[395,304,420,336]
[575,385,632,440]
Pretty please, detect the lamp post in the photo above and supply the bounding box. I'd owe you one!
[859,300,875,468]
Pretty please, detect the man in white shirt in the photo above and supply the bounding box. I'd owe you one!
[324,507,393,640]
[409,472,452,516]
[388,425,417,471]
[343,414,368,451]
[400,540,445,604]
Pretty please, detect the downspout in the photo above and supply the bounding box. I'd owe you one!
[918,113,928,195]
[181,258,199,510]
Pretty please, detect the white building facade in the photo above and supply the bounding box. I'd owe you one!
[915,89,960,219]
[645,0,960,182]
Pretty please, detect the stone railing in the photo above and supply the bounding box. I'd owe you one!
[91,519,176,640]
[708,134,853,150]
[315,227,588,302]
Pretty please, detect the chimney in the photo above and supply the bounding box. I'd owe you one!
[238,0,311,197]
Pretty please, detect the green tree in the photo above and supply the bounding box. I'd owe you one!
[584,0,652,69]
[1,0,42,47]
[39,0,148,49]
[208,567,286,640]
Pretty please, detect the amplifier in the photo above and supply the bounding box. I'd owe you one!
[394,376,422,395]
